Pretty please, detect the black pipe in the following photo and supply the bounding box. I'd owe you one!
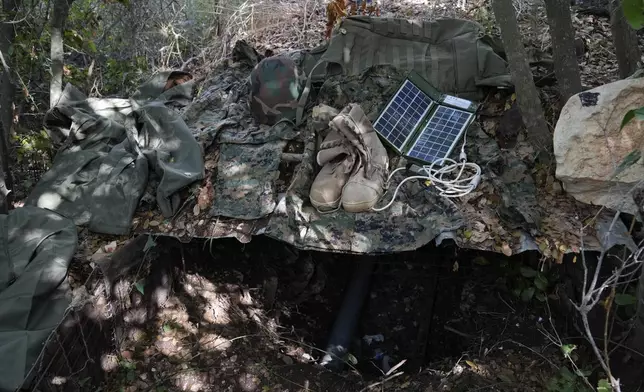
[319,257,375,371]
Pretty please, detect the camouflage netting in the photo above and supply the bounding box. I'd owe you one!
[132,39,636,257]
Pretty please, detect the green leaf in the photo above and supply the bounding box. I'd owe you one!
[598,378,612,392]
[535,291,546,302]
[162,323,173,333]
[620,107,644,130]
[560,365,575,381]
[614,149,641,177]
[576,368,592,377]
[561,344,577,358]
[512,287,522,298]
[144,235,156,252]
[614,293,637,306]
[520,266,538,278]
[120,359,135,370]
[87,40,97,54]
[622,0,644,30]
[134,279,145,295]
[521,287,535,302]
[534,273,549,291]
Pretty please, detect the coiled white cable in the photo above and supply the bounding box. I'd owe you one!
[371,137,481,212]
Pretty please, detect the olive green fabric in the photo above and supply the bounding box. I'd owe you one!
[25,71,205,235]
[0,206,78,392]
[320,16,513,99]
[296,16,513,125]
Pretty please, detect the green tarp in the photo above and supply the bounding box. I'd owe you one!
[309,16,513,100]
[25,71,205,235]
[0,206,77,392]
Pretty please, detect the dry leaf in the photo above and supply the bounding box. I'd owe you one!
[193,204,201,216]
[501,243,512,256]
[149,220,160,227]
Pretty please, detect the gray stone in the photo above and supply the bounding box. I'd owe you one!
[554,77,644,215]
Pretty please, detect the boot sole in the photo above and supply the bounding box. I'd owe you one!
[310,197,341,212]
[341,198,378,213]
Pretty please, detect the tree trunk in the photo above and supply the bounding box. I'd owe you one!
[544,0,582,103]
[0,0,21,213]
[491,0,553,155]
[609,0,641,79]
[50,0,74,108]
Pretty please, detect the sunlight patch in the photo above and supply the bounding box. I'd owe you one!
[35,192,63,210]
[198,333,231,351]
[100,353,119,372]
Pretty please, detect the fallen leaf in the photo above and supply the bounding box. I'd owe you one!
[204,160,217,170]
[104,241,118,253]
[193,204,201,216]
[149,220,160,227]
[501,243,512,256]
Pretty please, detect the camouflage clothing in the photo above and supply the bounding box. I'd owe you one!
[249,55,307,125]
[133,39,637,258]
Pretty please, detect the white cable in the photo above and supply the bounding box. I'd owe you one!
[371,136,481,212]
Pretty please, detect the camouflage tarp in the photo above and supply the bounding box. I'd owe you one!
[132,37,636,257]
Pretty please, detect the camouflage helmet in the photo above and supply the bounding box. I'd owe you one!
[249,55,306,125]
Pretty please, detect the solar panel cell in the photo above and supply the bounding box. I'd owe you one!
[407,106,473,164]
[373,80,433,152]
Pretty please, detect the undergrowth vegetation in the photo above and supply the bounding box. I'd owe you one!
[7,0,325,194]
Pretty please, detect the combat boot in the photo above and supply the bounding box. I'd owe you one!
[332,104,389,213]
[309,128,356,212]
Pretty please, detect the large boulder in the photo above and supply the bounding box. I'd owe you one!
[554,77,644,216]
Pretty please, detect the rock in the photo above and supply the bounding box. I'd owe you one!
[554,78,644,215]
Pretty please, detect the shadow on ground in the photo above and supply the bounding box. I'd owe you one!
[24,235,644,392]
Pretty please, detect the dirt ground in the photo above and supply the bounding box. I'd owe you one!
[39,234,591,392]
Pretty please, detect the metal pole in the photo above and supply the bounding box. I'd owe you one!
[319,257,375,371]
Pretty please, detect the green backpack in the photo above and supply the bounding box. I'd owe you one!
[249,55,307,125]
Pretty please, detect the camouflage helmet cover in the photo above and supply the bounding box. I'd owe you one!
[249,55,306,125]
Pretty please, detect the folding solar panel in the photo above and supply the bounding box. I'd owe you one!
[372,80,434,154]
[373,71,478,165]
[407,106,473,164]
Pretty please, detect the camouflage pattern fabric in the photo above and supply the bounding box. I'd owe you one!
[249,55,306,125]
[133,41,636,257]
[183,53,302,220]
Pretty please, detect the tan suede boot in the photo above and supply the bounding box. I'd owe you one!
[332,104,389,213]
[309,129,356,212]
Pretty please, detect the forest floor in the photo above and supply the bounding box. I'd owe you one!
[12,0,644,391]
